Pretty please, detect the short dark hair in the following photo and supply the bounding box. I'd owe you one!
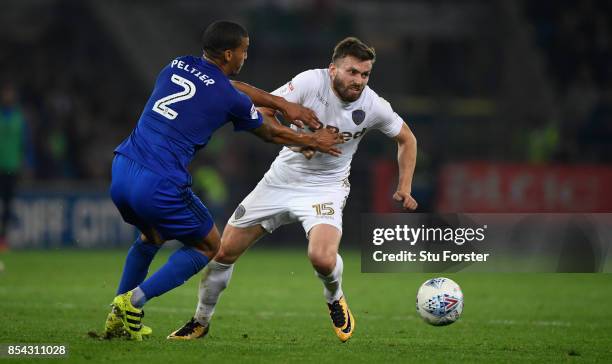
[202,20,248,59]
[332,37,376,64]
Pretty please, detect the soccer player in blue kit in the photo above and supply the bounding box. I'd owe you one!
[103,21,343,340]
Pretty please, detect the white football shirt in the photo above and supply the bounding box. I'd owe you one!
[269,69,404,184]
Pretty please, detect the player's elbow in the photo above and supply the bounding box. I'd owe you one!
[398,128,417,148]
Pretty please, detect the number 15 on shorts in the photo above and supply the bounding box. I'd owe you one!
[312,202,335,216]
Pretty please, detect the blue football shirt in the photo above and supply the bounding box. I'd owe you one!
[115,55,263,187]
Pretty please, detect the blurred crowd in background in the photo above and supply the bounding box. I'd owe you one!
[526,0,612,163]
[1,0,611,246]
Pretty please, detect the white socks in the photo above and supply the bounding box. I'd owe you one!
[194,260,234,326]
[194,255,343,326]
[316,254,344,303]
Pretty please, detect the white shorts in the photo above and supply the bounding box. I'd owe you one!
[228,165,350,236]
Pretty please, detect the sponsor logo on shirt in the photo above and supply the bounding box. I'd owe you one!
[308,123,368,141]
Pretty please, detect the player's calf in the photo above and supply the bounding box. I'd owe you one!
[168,260,234,340]
[307,224,342,276]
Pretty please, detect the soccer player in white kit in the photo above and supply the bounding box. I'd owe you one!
[169,37,418,342]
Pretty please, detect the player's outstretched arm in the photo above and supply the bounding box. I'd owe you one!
[250,113,343,157]
[392,123,418,210]
[231,80,320,129]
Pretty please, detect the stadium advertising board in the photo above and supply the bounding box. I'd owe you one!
[4,190,137,248]
[436,163,612,212]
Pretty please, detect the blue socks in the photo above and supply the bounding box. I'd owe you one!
[116,237,161,295]
[138,246,209,303]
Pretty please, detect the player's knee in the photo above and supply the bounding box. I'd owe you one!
[193,225,221,258]
[207,240,220,256]
[213,246,237,264]
[216,234,242,264]
[194,239,219,259]
[308,250,336,274]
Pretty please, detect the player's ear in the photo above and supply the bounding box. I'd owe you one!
[329,62,337,76]
[223,49,233,63]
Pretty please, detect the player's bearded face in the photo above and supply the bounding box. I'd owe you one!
[330,57,372,102]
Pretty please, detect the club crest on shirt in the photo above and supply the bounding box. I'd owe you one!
[352,109,366,125]
[234,204,246,220]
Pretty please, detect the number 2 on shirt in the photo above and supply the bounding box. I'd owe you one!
[152,74,196,120]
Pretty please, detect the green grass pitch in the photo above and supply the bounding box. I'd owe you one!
[1,249,611,363]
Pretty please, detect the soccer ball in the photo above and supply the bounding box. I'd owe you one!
[416,277,463,326]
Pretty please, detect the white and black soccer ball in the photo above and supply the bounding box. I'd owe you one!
[416,277,463,326]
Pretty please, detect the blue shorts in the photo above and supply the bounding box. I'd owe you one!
[110,154,214,243]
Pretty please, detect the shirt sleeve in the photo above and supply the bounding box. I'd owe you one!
[371,96,404,138]
[230,91,264,132]
[271,69,320,104]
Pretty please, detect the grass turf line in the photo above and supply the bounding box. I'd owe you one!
[0,249,611,363]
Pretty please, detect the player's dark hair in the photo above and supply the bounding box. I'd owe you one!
[332,37,376,64]
[202,20,248,59]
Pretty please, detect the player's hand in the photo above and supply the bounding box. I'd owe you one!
[281,100,321,129]
[311,128,344,157]
[393,191,418,211]
[289,146,316,159]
